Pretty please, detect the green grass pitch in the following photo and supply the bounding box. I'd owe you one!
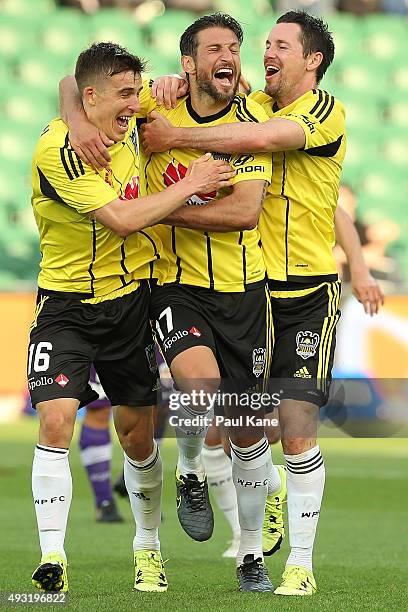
[1,418,407,611]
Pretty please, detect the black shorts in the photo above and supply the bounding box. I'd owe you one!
[28,282,158,409]
[150,282,272,392]
[269,280,341,407]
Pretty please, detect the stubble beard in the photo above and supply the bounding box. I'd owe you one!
[196,69,240,104]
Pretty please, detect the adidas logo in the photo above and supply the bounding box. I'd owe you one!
[294,367,311,378]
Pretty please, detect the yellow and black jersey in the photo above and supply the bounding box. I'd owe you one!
[31,117,161,299]
[138,83,272,292]
[250,88,346,284]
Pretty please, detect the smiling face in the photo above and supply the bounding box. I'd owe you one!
[184,26,241,104]
[264,22,312,101]
[83,71,142,142]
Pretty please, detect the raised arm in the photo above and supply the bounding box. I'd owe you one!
[59,75,113,169]
[163,180,267,233]
[142,111,305,155]
[94,154,235,236]
[335,205,384,315]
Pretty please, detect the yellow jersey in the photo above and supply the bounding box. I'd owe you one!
[31,117,161,299]
[139,85,272,292]
[250,88,346,284]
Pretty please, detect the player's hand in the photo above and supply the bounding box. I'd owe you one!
[151,74,189,109]
[351,267,384,316]
[141,111,174,154]
[69,119,113,170]
[185,153,235,193]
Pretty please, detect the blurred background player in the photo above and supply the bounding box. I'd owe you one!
[79,367,123,522]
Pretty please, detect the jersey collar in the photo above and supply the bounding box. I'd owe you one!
[186,96,234,124]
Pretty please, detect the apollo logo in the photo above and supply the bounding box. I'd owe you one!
[28,376,53,391]
[55,373,69,387]
[163,327,202,350]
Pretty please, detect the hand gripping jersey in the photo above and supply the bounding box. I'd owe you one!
[31,117,161,299]
[250,88,346,284]
[138,84,272,292]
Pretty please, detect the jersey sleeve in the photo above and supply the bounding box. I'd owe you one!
[230,96,272,185]
[137,79,158,118]
[35,143,118,216]
[283,92,346,154]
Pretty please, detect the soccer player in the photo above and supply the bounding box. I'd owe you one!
[140,11,351,596]
[29,41,233,594]
[139,14,279,592]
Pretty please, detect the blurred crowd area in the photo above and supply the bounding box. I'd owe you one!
[0,0,407,292]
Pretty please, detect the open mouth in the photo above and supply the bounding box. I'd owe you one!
[265,65,280,78]
[117,115,132,131]
[213,67,234,87]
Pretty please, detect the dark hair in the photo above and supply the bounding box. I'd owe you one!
[75,42,146,94]
[180,12,243,58]
[277,11,334,83]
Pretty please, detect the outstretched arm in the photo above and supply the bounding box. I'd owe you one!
[335,206,384,315]
[142,111,305,155]
[164,180,267,233]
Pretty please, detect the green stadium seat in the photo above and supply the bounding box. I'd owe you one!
[391,64,408,94]
[356,163,408,221]
[16,51,71,95]
[2,84,57,129]
[40,9,92,60]
[91,10,144,54]
[335,60,388,97]
[361,15,408,63]
[147,10,195,56]
[382,130,408,167]
[0,0,55,18]
[384,98,408,128]
[0,123,40,167]
[0,16,40,61]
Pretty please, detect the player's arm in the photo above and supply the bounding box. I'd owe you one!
[142,110,305,155]
[59,75,114,169]
[94,154,235,236]
[335,205,384,316]
[164,179,267,232]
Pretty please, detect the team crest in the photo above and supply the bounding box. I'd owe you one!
[296,331,320,360]
[252,347,266,378]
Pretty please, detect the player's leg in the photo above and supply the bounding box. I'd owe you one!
[113,349,170,500]
[202,423,240,558]
[96,282,167,591]
[270,281,341,595]
[79,403,123,522]
[31,399,78,593]
[151,283,219,542]
[28,293,98,593]
[215,285,275,591]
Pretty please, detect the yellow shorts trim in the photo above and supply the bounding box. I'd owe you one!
[81,280,140,304]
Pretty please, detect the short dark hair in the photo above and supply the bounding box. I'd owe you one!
[75,42,146,94]
[277,11,334,83]
[180,12,243,58]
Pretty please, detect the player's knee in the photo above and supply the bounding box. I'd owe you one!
[117,413,154,460]
[39,410,75,447]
